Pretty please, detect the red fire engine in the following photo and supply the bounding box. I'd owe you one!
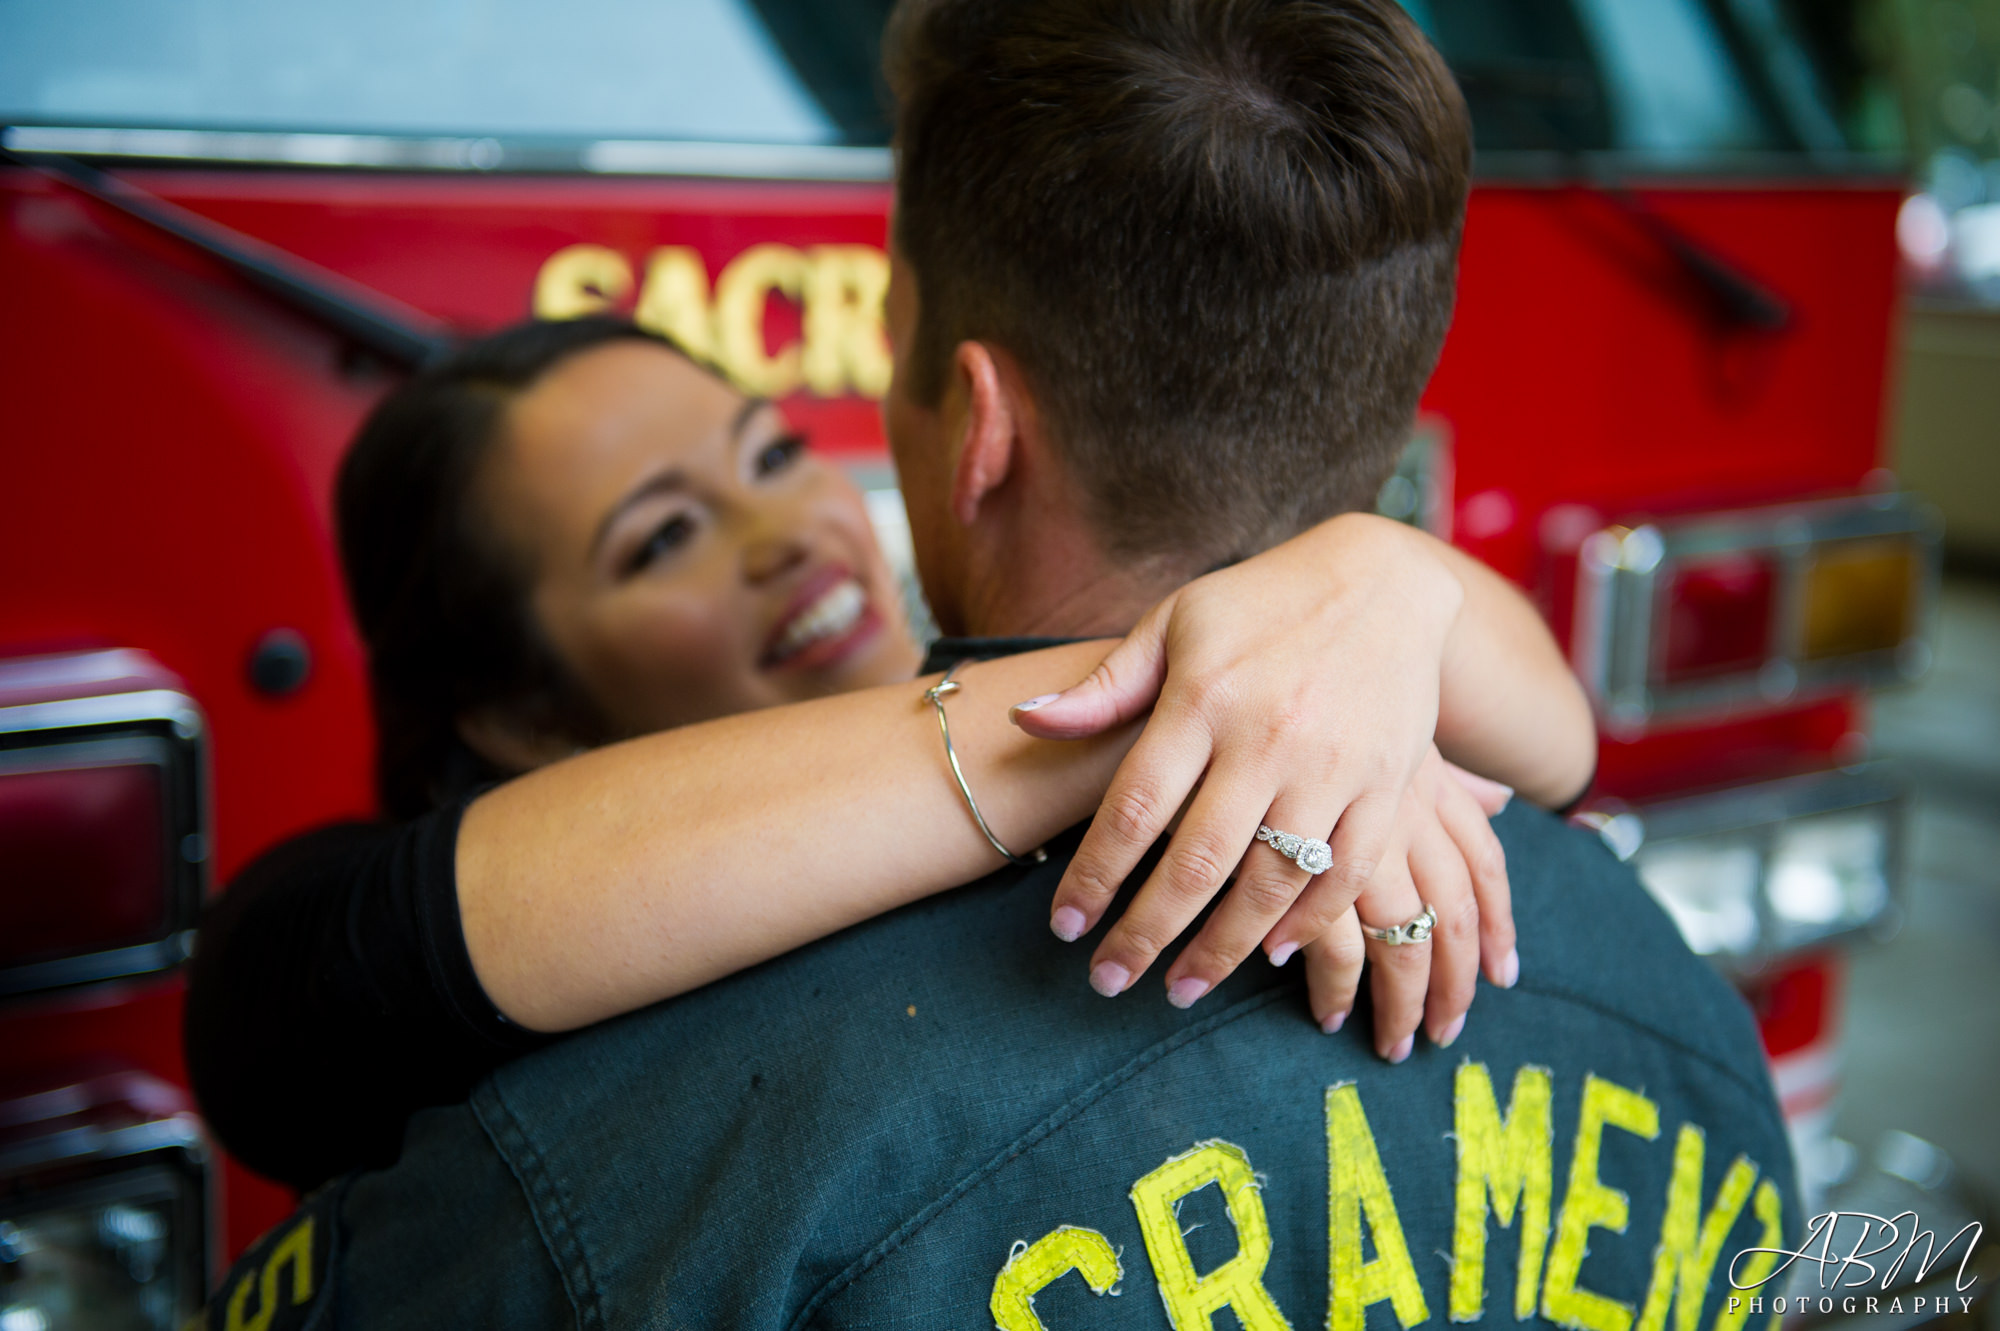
[0,3,1939,1322]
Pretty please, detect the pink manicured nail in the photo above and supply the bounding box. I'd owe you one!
[1447,766,1514,811]
[1501,947,1520,989]
[1051,906,1087,942]
[1435,1014,1466,1048]
[1090,961,1131,997]
[1320,1009,1348,1034]
[1167,977,1210,1009]
[1269,941,1299,967]
[1384,1034,1415,1064]
[1009,693,1061,722]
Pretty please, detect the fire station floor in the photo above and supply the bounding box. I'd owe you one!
[1835,574,2000,1197]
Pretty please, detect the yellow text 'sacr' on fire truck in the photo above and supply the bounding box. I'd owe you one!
[0,0,1944,1322]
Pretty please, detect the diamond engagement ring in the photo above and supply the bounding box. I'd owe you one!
[1363,904,1437,946]
[1255,825,1335,876]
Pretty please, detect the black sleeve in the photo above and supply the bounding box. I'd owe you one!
[1552,763,1598,818]
[183,799,546,1191]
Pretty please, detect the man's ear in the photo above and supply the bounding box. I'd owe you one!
[455,706,579,775]
[947,340,1021,527]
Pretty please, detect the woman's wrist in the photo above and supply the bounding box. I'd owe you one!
[1303,513,1462,659]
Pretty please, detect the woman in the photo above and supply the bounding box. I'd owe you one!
[187,317,1595,1190]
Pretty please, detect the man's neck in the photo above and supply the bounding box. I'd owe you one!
[954,548,1183,640]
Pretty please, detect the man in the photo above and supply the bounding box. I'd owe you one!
[203,2,1796,1327]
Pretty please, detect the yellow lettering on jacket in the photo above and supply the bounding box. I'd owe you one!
[225,1217,314,1331]
[1636,1126,1758,1331]
[1712,1181,1784,1331]
[1450,1062,1554,1322]
[1327,1083,1430,1331]
[1130,1140,1293,1331]
[532,244,633,319]
[1542,1075,1660,1331]
[990,1225,1123,1331]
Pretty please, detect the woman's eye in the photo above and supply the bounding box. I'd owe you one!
[754,433,807,478]
[627,513,697,573]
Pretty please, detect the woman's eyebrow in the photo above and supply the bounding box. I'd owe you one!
[590,468,687,560]
[729,395,773,443]
[586,399,771,559]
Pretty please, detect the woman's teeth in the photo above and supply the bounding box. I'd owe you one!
[772,579,867,662]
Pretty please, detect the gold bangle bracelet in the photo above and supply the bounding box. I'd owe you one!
[921,660,1047,866]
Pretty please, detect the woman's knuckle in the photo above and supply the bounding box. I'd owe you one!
[1324,930,1366,970]
[1235,873,1300,915]
[1066,863,1119,904]
[1102,786,1163,843]
[1168,840,1231,892]
[1331,857,1379,894]
[1115,921,1170,961]
[1442,895,1480,941]
[1186,671,1239,717]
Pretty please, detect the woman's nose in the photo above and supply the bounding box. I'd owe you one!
[741,528,812,585]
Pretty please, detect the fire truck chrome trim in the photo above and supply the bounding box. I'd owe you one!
[1607,763,1907,970]
[1572,491,1942,732]
[0,670,210,1000]
[0,1072,217,1322]
[0,690,204,742]
[4,125,894,181]
[0,1108,206,1178]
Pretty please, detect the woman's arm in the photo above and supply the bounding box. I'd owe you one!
[1425,527,1597,807]
[466,514,1595,1037]
[458,640,1135,1032]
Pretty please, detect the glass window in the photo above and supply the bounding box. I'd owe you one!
[1407,0,1849,158]
[1570,0,1774,155]
[3,0,1849,161]
[0,0,898,145]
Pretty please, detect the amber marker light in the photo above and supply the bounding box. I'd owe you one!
[1800,537,1918,663]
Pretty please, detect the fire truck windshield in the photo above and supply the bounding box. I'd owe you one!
[1,0,1860,168]
[0,0,865,145]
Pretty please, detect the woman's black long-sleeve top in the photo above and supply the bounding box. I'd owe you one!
[183,799,544,1191]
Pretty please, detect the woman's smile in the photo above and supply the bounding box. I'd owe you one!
[760,565,884,672]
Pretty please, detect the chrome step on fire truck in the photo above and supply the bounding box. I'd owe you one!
[0,2,1955,1323]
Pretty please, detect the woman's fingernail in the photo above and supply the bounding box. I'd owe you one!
[1435,1014,1466,1048]
[1090,961,1131,997]
[1269,941,1299,967]
[1051,906,1087,942]
[1384,1034,1415,1064]
[1009,693,1061,722]
[1167,977,1210,1009]
[1320,1009,1348,1034]
[1448,767,1514,811]
[1501,947,1520,989]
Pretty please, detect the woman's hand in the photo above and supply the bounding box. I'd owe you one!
[1012,513,1524,1051]
[1296,752,1517,1060]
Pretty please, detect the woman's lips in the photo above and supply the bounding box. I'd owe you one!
[761,573,882,671]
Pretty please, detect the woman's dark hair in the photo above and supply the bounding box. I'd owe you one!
[337,316,682,819]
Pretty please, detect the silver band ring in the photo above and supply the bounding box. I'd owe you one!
[1363,904,1437,946]
[1255,824,1335,876]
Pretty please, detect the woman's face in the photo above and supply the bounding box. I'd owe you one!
[477,339,922,749]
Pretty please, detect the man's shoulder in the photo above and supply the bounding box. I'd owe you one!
[413,802,1787,1326]
[789,807,1798,1330]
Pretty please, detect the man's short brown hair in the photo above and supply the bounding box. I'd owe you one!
[886,0,1471,568]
